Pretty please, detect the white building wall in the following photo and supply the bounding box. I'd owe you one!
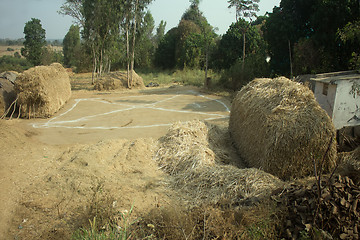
[332,80,360,129]
[313,82,337,118]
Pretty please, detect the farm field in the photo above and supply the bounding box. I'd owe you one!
[0,75,246,239]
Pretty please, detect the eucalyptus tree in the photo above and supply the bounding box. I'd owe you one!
[58,0,85,28]
[227,0,260,75]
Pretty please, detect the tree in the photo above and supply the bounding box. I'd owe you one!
[338,20,360,70]
[227,0,260,80]
[135,11,156,69]
[63,25,81,68]
[21,18,46,66]
[58,0,85,28]
[155,20,167,47]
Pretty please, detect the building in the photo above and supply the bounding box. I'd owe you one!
[308,71,360,130]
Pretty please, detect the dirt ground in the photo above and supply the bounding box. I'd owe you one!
[0,84,231,239]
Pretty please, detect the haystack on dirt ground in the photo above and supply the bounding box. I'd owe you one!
[0,72,17,116]
[14,63,71,118]
[229,77,337,180]
[94,70,145,91]
[155,120,284,206]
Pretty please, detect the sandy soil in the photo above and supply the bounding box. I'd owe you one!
[0,85,231,239]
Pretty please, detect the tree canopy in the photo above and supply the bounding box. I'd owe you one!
[21,18,46,66]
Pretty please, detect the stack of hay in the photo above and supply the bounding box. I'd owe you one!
[94,70,145,91]
[155,120,284,206]
[15,63,71,118]
[229,77,337,180]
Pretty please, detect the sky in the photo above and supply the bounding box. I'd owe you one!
[0,0,281,40]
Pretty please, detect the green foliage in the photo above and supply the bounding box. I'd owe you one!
[220,52,270,90]
[263,0,360,76]
[63,25,81,68]
[41,47,64,66]
[154,27,178,69]
[338,20,360,70]
[0,55,32,72]
[227,0,260,21]
[212,19,265,70]
[72,206,139,240]
[21,18,46,66]
[135,11,156,69]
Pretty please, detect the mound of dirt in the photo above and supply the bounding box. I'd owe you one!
[15,63,71,118]
[94,71,145,91]
[10,138,169,239]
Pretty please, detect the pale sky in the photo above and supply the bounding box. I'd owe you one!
[0,0,281,40]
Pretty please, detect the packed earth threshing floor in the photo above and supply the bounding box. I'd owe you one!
[31,86,231,144]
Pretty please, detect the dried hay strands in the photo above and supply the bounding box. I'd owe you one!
[14,63,71,118]
[155,120,284,206]
[155,120,216,175]
[229,77,337,180]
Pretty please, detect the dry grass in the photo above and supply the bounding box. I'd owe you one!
[14,63,71,118]
[155,120,284,207]
[230,77,337,180]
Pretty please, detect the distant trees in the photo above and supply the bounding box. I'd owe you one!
[21,18,46,66]
[263,0,360,76]
[63,25,81,68]
[155,0,217,73]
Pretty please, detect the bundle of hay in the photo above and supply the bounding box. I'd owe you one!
[15,63,71,118]
[155,120,284,206]
[229,77,337,180]
[94,70,145,91]
[155,120,215,175]
[0,72,17,116]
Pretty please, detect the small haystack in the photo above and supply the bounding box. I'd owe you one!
[15,63,71,118]
[0,72,17,116]
[155,120,216,175]
[229,77,337,180]
[94,70,145,91]
[155,120,284,206]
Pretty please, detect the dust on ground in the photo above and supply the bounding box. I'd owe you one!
[0,82,232,239]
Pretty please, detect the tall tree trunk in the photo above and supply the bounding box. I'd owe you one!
[288,39,293,79]
[126,23,130,88]
[91,45,96,85]
[130,0,139,89]
[205,44,209,89]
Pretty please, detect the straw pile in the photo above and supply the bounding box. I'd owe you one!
[94,70,145,91]
[155,120,284,206]
[155,120,216,175]
[14,63,71,118]
[229,77,337,180]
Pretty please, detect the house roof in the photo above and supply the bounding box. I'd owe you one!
[309,71,360,84]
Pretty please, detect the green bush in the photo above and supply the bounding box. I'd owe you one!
[0,55,32,72]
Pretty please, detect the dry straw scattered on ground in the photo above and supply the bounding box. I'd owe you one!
[229,77,337,180]
[94,70,145,91]
[155,120,284,206]
[15,63,71,118]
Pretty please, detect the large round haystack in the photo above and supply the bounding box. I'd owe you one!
[94,70,145,91]
[15,63,71,118]
[229,77,337,180]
